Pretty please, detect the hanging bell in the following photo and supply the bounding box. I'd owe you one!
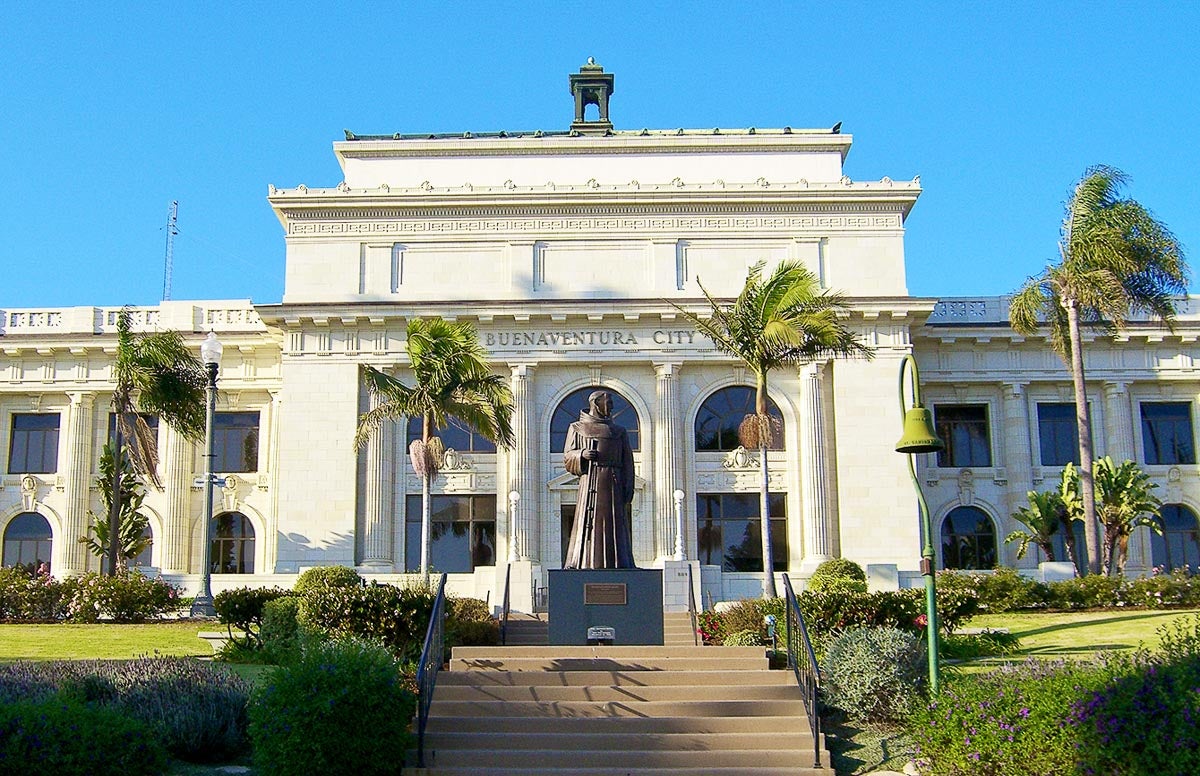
[896,406,945,454]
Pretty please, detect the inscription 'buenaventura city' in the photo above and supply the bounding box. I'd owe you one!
[484,330,700,349]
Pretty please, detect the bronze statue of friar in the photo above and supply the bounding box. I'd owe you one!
[562,390,636,569]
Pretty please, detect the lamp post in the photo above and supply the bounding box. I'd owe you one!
[508,490,521,561]
[895,354,945,693]
[190,332,223,617]
[672,489,686,560]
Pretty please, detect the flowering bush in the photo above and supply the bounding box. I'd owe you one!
[939,567,1200,612]
[68,571,179,622]
[0,565,75,620]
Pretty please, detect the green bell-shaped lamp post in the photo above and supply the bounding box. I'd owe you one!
[896,355,945,693]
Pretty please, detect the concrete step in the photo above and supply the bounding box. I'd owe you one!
[428,698,809,718]
[453,645,750,659]
[450,656,767,672]
[429,746,817,769]
[434,682,803,702]
[423,714,809,735]
[437,669,794,687]
[422,730,814,752]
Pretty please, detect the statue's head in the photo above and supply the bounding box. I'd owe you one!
[588,390,612,418]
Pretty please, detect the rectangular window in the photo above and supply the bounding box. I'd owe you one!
[934,404,992,468]
[1141,402,1195,465]
[214,412,260,473]
[695,492,787,573]
[8,413,61,474]
[1037,403,1080,467]
[405,494,496,573]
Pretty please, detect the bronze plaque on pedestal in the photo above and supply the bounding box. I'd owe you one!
[584,582,627,605]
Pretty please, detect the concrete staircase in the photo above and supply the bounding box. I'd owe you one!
[414,639,826,775]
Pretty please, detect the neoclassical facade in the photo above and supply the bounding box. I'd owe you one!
[3,65,1197,606]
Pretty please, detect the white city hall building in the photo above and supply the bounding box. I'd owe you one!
[3,63,1198,608]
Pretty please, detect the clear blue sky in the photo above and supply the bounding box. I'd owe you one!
[3,2,1196,308]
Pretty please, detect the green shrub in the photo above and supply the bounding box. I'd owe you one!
[1047,573,1123,609]
[214,586,291,647]
[248,638,416,776]
[259,596,314,665]
[299,583,436,660]
[0,566,76,621]
[448,595,493,622]
[910,658,1101,775]
[293,565,362,594]
[67,571,180,622]
[1124,568,1200,609]
[449,619,500,647]
[723,629,764,647]
[807,558,868,594]
[822,626,925,723]
[0,697,167,775]
[972,567,1049,612]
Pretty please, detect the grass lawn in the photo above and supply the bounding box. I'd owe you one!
[0,620,216,661]
[963,607,1200,658]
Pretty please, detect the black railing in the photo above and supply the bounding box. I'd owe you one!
[782,573,822,769]
[499,563,512,646]
[686,562,699,646]
[415,572,449,768]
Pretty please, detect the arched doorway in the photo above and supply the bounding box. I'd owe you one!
[1150,504,1200,572]
[209,512,255,574]
[3,512,53,574]
[940,506,997,570]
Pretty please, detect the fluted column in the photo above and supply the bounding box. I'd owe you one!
[61,392,96,575]
[801,363,833,566]
[1001,382,1032,520]
[161,423,195,573]
[509,364,538,561]
[361,390,394,568]
[1103,381,1134,462]
[654,362,684,561]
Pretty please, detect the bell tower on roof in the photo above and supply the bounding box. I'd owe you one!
[569,57,615,134]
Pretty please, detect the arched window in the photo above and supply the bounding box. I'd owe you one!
[3,512,53,574]
[209,512,254,574]
[130,524,153,568]
[406,416,496,453]
[550,387,640,454]
[1150,504,1200,572]
[941,506,997,570]
[695,386,785,452]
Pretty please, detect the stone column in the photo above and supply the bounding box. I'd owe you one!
[654,362,684,561]
[1001,383,1032,527]
[360,390,394,568]
[508,364,539,561]
[160,423,195,574]
[800,363,833,571]
[1103,381,1134,462]
[61,392,96,575]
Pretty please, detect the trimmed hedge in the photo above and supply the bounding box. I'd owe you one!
[0,567,180,622]
[939,566,1200,613]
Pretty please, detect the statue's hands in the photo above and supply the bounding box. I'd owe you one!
[581,449,599,461]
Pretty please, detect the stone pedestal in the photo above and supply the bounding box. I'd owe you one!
[501,560,543,614]
[661,559,700,613]
[548,568,664,645]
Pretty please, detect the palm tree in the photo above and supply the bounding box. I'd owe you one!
[355,318,514,585]
[107,309,207,575]
[1010,166,1187,574]
[1093,456,1163,576]
[673,260,874,598]
[1005,490,1064,562]
[80,441,154,566]
[1058,463,1084,574]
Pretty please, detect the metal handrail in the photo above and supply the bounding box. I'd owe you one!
[500,563,512,646]
[415,572,449,769]
[686,562,699,646]
[782,573,822,769]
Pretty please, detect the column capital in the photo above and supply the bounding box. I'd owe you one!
[1002,382,1028,399]
[67,391,97,407]
[509,362,538,379]
[1103,381,1129,397]
[653,361,683,378]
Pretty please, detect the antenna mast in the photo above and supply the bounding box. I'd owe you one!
[162,201,179,301]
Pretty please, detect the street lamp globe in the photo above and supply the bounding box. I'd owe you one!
[201,331,224,366]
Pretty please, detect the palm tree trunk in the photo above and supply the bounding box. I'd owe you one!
[756,371,777,599]
[1061,517,1080,576]
[421,415,432,588]
[107,420,124,576]
[1066,300,1101,575]
[1037,540,1056,563]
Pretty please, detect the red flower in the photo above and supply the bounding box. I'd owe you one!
[914,614,928,628]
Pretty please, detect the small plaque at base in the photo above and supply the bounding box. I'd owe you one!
[587,626,616,641]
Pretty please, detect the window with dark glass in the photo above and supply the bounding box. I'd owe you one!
[108,412,159,447]
[3,512,53,574]
[934,405,991,468]
[406,416,495,453]
[1150,504,1200,572]
[1040,519,1087,575]
[213,412,260,472]
[696,492,787,572]
[405,494,496,573]
[940,506,997,570]
[550,386,640,454]
[1037,403,1081,467]
[8,413,60,474]
[1141,402,1195,465]
[209,512,255,574]
[695,386,784,452]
